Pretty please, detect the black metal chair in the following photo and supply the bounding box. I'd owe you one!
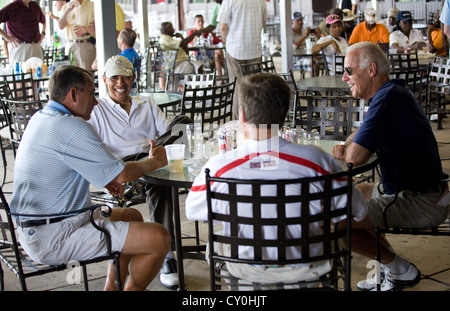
[388,50,419,72]
[205,164,354,291]
[42,46,62,67]
[238,57,277,76]
[293,95,365,141]
[165,72,216,95]
[278,70,300,124]
[334,55,345,75]
[180,79,235,135]
[0,72,37,101]
[0,186,122,291]
[0,84,14,187]
[390,66,429,111]
[375,180,450,291]
[1,97,46,157]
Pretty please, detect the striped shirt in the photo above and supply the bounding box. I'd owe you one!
[185,136,367,261]
[217,0,267,60]
[10,101,124,219]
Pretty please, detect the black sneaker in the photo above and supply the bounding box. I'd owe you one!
[160,258,178,289]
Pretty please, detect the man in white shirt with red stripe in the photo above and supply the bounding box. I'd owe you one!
[185,73,370,283]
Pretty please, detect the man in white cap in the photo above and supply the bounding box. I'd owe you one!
[89,55,190,289]
[380,7,400,33]
[349,7,390,45]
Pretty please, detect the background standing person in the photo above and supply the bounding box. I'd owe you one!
[440,0,450,56]
[337,0,358,14]
[58,0,95,70]
[217,0,267,120]
[0,0,45,64]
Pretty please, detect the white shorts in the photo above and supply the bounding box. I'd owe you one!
[16,210,129,266]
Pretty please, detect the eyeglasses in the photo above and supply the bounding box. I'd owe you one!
[344,67,353,76]
[328,15,339,20]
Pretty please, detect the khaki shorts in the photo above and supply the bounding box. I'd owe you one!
[9,43,43,64]
[366,183,450,229]
[17,210,129,266]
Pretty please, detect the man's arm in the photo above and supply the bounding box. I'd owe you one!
[330,131,371,166]
[113,140,167,185]
[219,22,228,44]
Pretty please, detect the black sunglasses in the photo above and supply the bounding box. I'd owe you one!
[344,67,352,76]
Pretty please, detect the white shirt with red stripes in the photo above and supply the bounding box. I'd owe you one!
[185,136,367,261]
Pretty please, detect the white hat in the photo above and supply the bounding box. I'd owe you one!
[388,7,399,19]
[364,7,377,23]
[342,9,357,22]
[104,55,134,78]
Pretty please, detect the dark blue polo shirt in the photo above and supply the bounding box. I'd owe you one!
[353,79,447,194]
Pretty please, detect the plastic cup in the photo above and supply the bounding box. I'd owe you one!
[165,144,185,173]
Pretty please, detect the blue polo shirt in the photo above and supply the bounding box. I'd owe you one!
[10,100,125,219]
[119,48,140,70]
[354,79,447,194]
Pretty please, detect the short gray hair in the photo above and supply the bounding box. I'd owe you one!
[347,42,391,75]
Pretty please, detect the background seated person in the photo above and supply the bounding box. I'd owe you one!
[348,7,390,45]
[311,14,348,75]
[159,21,202,89]
[188,14,225,76]
[342,8,357,40]
[390,11,426,53]
[185,73,369,286]
[427,10,448,57]
[10,65,170,291]
[379,7,399,33]
[292,11,321,75]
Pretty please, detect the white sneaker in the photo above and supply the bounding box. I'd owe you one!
[160,258,178,289]
[374,263,421,291]
[357,265,386,291]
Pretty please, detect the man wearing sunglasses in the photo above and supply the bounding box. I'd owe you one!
[332,42,449,291]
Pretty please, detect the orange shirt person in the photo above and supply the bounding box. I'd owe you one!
[348,7,390,45]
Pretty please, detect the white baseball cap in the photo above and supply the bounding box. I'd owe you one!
[104,55,134,78]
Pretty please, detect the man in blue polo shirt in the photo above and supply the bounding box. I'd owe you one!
[332,42,449,291]
[10,65,170,291]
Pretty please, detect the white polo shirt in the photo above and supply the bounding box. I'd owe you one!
[389,29,425,48]
[217,0,267,60]
[88,95,169,158]
[185,136,367,262]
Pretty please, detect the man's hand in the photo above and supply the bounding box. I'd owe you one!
[331,144,346,159]
[149,140,168,169]
[105,180,125,196]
